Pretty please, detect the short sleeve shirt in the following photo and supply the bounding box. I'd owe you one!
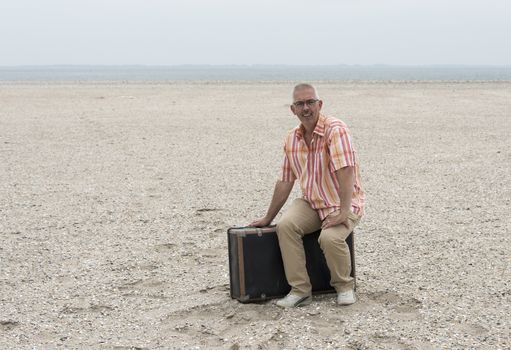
[280,114,365,220]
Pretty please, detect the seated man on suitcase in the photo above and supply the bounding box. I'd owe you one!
[250,83,365,308]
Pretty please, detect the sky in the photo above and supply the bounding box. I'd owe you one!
[1,0,510,66]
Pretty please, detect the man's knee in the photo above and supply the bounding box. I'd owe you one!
[319,229,348,250]
[276,218,300,238]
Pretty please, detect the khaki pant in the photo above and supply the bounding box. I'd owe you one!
[276,198,361,296]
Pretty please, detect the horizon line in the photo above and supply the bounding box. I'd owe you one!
[1,64,511,68]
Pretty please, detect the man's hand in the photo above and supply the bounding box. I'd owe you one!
[321,210,349,229]
[248,180,294,228]
[248,216,273,227]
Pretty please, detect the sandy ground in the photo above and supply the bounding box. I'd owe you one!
[0,81,510,349]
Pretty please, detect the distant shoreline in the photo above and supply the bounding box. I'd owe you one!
[1,65,511,81]
[2,64,511,68]
[1,80,511,85]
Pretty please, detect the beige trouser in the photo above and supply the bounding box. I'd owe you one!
[276,198,361,296]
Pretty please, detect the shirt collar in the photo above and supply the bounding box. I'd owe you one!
[296,114,326,139]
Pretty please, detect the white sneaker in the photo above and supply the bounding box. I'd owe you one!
[337,289,356,305]
[275,294,312,308]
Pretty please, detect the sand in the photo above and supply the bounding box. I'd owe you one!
[0,81,510,349]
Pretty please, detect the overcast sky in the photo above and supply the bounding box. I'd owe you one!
[1,0,510,65]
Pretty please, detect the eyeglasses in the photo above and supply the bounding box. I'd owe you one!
[292,99,319,108]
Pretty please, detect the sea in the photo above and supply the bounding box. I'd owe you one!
[1,65,510,81]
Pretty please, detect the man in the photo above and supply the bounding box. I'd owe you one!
[250,83,364,308]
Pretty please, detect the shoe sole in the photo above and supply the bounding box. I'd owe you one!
[337,297,356,306]
[297,297,312,307]
[276,296,312,308]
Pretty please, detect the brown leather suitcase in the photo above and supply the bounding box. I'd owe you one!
[228,225,355,303]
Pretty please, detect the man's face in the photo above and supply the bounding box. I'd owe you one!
[291,87,323,126]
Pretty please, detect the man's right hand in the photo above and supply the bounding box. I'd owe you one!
[248,216,272,227]
[248,180,294,228]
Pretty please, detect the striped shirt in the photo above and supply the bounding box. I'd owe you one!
[280,114,365,220]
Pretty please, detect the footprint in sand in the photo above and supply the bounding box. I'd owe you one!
[365,290,423,320]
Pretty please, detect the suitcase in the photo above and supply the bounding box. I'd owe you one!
[228,225,355,303]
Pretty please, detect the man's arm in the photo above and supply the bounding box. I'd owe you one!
[249,180,294,227]
[322,166,354,229]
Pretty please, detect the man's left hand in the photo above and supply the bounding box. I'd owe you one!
[321,210,349,229]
